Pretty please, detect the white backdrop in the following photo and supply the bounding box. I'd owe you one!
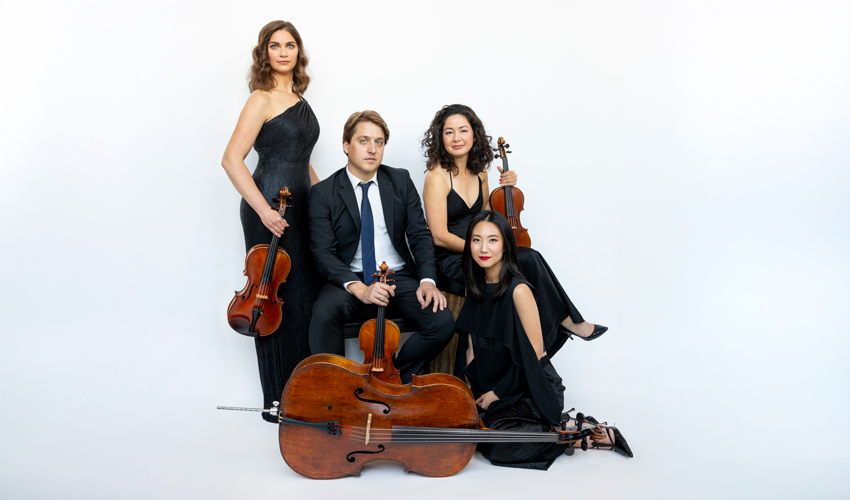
[2,1,848,498]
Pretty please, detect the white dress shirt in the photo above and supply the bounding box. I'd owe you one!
[343,167,435,292]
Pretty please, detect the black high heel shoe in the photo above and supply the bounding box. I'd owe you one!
[592,426,633,458]
[562,411,633,458]
[563,324,608,341]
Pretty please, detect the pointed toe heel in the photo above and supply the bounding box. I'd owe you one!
[564,324,608,341]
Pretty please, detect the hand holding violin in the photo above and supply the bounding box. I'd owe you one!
[496,165,517,187]
[349,281,396,306]
[260,205,289,237]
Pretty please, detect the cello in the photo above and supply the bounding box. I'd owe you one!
[489,137,531,247]
[357,262,402,384]
[227,187,293,337]
[218,353,604,479]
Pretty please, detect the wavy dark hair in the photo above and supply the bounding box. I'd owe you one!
[463,211,525,301]
[248,20,310,94]
[422,104,493,175]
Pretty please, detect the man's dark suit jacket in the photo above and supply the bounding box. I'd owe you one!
[308,165,437,288]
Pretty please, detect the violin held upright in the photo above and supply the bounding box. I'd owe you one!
[227,187,293,337]
[358,262,402,384]
[489,137,531,247]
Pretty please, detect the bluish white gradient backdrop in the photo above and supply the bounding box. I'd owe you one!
[1,1,848,498]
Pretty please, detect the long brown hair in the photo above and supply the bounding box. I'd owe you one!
[422,104,493,175]
[248,21,310,94]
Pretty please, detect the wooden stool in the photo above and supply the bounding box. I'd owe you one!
[429,292,465,375]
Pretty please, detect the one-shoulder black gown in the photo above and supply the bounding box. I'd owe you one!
[239,99,322,421]
[434,176,584,356]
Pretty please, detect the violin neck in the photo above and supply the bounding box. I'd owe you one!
[260,234,280,286]
[500,155,516,218]
[373,304,386,360]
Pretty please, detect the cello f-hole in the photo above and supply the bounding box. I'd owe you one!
[346,445,386,463]
[354,388,391,414]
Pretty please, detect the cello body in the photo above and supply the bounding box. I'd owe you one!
[278,354,480,479]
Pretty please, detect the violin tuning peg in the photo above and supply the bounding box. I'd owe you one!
[495,154,501,159]
[507,150,512,154]
[505,143,510,148]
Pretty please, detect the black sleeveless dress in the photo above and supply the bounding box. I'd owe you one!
[239,99,322,421]
[455,278,569,470]
[434,176,584,356]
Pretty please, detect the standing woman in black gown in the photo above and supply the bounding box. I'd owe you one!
[221,21,322,422]
[456,210,631,469]
[422,104,606,356]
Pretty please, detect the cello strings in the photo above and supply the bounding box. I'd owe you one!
[338,425,597,444]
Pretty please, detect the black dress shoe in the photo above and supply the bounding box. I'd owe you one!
[564,324,608,341]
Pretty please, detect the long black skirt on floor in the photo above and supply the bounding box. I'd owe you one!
[477,360,568,470]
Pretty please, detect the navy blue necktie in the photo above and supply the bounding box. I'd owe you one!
[359,181,377,285]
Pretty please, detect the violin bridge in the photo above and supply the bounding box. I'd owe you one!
[256,294,268,300]
[365,413,373,445]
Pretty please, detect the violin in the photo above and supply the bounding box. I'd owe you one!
[227,187,293,337]
[218,353,604,479]
[489,137,531,247]
[358,262,402,384]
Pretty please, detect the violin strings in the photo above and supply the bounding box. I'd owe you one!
[254,235,281,309]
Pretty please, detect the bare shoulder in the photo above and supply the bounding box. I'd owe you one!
[424,167,451,194]
[512,283,539,317]
[244,90,273,118]
[512,282,534,302]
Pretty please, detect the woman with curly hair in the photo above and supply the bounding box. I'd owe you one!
[422,104,606,356]
[221,20,322,422]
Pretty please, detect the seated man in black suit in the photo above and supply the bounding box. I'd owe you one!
[308,110,455,382]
